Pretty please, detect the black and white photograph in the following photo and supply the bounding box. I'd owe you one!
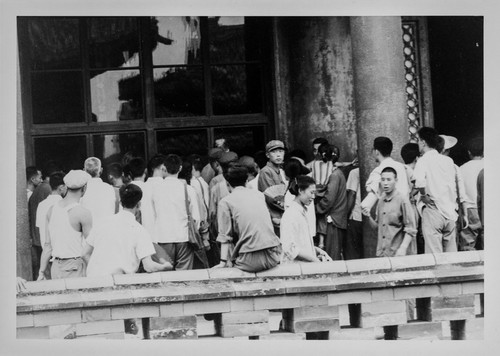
[1,0,498,355]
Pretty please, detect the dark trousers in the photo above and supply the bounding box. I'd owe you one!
[344,219,363,260]
[158,242,194,270]
[31,245,43,280]
[325,224,347,261]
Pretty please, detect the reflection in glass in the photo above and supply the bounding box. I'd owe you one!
[34,135,87,173]
[208,17,245,63]
[153,67,204,117]
[88,17,140,69]
[31,71,85,124]
[90,70,143,122]
[156,129,208,156]
[28,18,81,70]
[152,16,202,66]
[211,64,262,115]
[93,132,146,168]
[214,126,266,157]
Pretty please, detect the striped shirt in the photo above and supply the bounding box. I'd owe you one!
[307,160,334,186]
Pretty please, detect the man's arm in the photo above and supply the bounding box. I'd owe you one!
[214,200,233,268]
[346,190,356,218]
[80,208,93,239]
[142,255,173,272]
[82,243,94,266]
[395,197,417,256]
[38,207,53,281]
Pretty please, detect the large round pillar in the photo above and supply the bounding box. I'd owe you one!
[350,17,408,257]
[17,55,32,280]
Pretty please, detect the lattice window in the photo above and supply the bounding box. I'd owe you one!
[402,21,422,142]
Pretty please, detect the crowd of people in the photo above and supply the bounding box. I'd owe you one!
[23,126,484,284]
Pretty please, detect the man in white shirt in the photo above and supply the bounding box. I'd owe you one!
[413,127,468,253]
[83,184,172,276]
[345,167,363,260]
[152,154,200,270]
[80,157,117,226]
[26,166,42,201]
[361,137,409,216]
[35,171,67,249]
[459,137,484,250]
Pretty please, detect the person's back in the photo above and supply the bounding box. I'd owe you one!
[80,157,116,224]
[48,201,85,261]
[86,211,153,276]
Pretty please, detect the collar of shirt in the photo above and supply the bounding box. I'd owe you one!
[118,209,136,222]
[290,199,308,216]
[382,190,397,202]
[266,161,282,174]
[422,148,438,158]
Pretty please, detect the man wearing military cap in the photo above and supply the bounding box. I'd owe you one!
[38,170,93,280]
[258,140,288,236]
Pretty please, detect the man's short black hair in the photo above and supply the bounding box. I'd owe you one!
[148,154,165,175]
[126,158,146,179]
[418,127,440,149]
[223,163,248,188]
[178,159,193,184]
[119,183,143,209]
[312,137,328,146]
[49,171,65,190]
[107,162,123,179]
[189,154,205,172]
[381,166,397,178]
[26,166,39,181]
[164,154,182,174]
[373,137,393,157]
[467,137,483,157]
[400,143,420,164]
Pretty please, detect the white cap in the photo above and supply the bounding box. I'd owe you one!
[439,135,458,150]
[64,170,91,189]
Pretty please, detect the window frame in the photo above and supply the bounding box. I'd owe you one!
[18,16,273,166]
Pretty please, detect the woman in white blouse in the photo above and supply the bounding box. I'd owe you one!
[281,175,331,263]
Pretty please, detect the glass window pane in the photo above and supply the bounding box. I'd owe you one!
[211,64,262,115]
[93,132,146,168]
[153,67,205,117]
[27,18,81,70]
[34,135,87,173]
[156,129,208,156]
[31,71,85,124]
[213,126,266,157]
[208,17,245,63]
[152,16,202,66]
[90,70,143,122]
[88,17,140,68]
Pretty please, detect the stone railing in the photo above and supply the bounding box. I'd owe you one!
[17,251,483,340]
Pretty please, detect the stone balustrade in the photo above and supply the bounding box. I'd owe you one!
[17,251,484,340]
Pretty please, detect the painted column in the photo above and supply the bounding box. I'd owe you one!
[17,55,32,280]
[350,17,408,257]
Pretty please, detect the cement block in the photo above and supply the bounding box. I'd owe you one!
[219,322,270,338]
[256,263,302,278]
[113,273,162,285]
[220,310,269,324]
[371,288,395,302]
[208,268,256,280]
[361,312,407,328]
[439,283,462,297]
[431,295,475,309]
[300,293,329,307]
[150,315,197,330]
[111,304,160,319]
[81,307,112,322]
[361,300,406,315]
[434,251,481,266]
[393,284,440,300]
[48,324,77,339]
[345,257,391,274]
[299,261,348,275]
[65,275,114,290]
[76,320,124,336]
[431,308,476,321]
[328,290,371,305]
[253,295,301,310]
[389,253,436,271]
[17,313,34,328]
[24,279,66,294]
[461,281,484,294]
[284,318,340,333]
[159,303,185,318]
[285,306,339,320]
[230,298,254,312]
[17,326,49,339]
[33,309,82,327]
[160,269,210,282]
[329,326,380,340]
[250,331,306,340]
[397,320,443,339]
[183,299,231,315]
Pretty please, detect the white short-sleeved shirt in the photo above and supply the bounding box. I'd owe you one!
[460,159,483,209]
[366,157,409,198]
[36,194,62,246]
[284,191,316,238]
[151,177,200,243]
[86,210,156,276]
[80,177,116,225]
[346,168,362,222]
[130,180,156,241]
[280,200,316,263]
[413,149,458,221]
